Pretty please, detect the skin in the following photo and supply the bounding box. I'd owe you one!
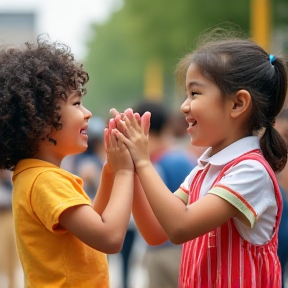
[34,87,135,254]
[110,63,254,245]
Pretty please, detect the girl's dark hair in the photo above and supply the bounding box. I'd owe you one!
[175,28,288,172]
[0,35,89,170]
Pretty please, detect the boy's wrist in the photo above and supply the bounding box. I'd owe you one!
[115,169,135,176]
[103,162,114,175]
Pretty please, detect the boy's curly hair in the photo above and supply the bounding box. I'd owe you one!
[0,35,89,170]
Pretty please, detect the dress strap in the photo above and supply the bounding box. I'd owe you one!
[212,149,282,229]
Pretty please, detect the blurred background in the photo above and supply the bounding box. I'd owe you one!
[0,0,287,117]
[0,1,288,288]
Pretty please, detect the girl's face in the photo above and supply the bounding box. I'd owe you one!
[181,63,235,155]
[36,86,92,166]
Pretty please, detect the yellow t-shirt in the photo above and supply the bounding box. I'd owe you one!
[12,159,109,288]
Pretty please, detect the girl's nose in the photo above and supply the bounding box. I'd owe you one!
[181,100,190,114]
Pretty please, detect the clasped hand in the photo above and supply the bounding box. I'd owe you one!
[107,108,151,170]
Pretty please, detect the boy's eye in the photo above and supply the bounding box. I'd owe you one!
[74,102,81,106]
[191,91,198,96]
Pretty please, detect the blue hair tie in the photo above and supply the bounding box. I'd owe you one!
[269,54,275,64]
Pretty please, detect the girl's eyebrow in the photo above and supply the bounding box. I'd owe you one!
[187,81,205,89]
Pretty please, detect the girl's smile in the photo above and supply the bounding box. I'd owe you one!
[186,117,197,133]
[181,63,237,155]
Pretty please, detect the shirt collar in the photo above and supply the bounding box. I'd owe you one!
[197,136,260,167]
[13,159,58,176]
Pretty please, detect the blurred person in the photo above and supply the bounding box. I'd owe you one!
[275,108,288,288]
[128,100,196,288]
[0,36,135,287]
[0,169,20,288]
[110,30,288,287]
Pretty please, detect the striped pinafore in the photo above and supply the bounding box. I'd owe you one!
[178,150,282,288]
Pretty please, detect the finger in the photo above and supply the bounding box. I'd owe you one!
[112,128,131,148]
[110,127,118,148]
[117,118,133,138]
[134,112,141,124]
[117,137,125,149]
[121,113,132,127]
[124,108,134,122]
[123,108,141,132]
[110,108,120,117]
[108,118,116,135]
[104,128,109,150]
[141,111,151,136]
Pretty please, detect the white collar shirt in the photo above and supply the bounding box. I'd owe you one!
[180,136,277,245]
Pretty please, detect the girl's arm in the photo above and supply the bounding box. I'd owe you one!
[110,108,168,245]
[59,123,134,254]
[133,173,168,245]
[134,161,238,244]
[114,110,239,245]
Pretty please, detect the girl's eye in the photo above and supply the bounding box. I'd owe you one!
[74,102,81,106]
[191,91,198,96]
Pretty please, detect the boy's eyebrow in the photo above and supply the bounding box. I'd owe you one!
[69,90,83,99]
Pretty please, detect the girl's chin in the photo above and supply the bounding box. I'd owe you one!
[190,139,207,148]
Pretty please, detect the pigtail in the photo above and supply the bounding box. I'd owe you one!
[260,126,287,172]
[260,57,288,173]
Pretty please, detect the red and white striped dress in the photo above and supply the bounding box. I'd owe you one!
[178,151,282,288]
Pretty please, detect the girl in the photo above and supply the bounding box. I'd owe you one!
[110,31,288,288]
[0,36,134,287]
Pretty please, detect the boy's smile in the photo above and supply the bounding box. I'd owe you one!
[34,87,92,166]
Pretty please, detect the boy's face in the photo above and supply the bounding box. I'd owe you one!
[35,86,92,166]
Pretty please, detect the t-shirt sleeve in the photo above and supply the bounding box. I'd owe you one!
[174,167,198,205]
[31,170,91,234]
[208,160,275,228]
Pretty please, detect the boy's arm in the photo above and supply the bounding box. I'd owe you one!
[132,174,168,245]
[59,127,134,254]
[59,170,133,254]
[92,162,113,215]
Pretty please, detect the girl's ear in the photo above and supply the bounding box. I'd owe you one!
[230,89,252,119]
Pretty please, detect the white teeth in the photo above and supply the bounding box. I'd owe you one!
[81,130,87,135]
[188,121,197,128]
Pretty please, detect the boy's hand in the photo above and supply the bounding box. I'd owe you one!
[111,108,151,169]
[105,118,134,174]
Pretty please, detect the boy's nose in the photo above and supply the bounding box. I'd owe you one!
[84,107,92,119]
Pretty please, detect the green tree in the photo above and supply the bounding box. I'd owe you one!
[85,0,288,118]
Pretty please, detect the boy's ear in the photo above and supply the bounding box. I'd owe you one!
[230,89,252,119]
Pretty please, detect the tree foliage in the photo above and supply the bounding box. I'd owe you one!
[83,0,286,118]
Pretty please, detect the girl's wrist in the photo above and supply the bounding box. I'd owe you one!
[135,159,151,170]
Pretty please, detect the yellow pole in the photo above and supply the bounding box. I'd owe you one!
[250,0,271,51]
[144,59,163,101]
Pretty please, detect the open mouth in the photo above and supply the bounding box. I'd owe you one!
[80,129,87,135]
[188,120,197,128]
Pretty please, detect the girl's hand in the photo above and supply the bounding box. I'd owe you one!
[105,118,134,174]
[110,108,149,136]
[112,109,151,169]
